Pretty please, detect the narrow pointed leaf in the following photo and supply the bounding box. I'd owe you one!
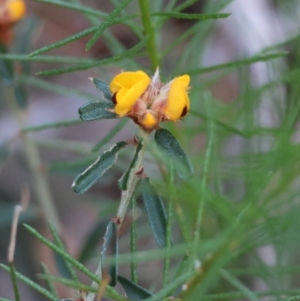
[152,12,230,20]
[72,141,127,193]
[155,129,193,179]
[141,178,167,249]
[101,221,118,286]
[91,78,112,101]
[79,100,117,121]
[49,223,78,281]
[118,275,160,301]
[118,140,144,190]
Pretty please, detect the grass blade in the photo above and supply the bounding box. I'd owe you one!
[152,12,230,20]
[186,52,288,75]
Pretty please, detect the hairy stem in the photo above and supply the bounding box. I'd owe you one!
[117,142,146,225]
[130,197,138,283]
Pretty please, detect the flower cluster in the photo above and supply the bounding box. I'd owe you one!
[0,0,26,44]
[109,69,190,131]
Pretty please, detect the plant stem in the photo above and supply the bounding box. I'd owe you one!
[130,197,138,283]
[9,264,20,301]
[5,86,60,231]
[138,0,159,71]
[116,141,146,225]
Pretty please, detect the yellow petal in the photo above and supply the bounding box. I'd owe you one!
[109,71,150,93]
[177,74,190,89]
[7,0,26,22]
[163,75,190,121]
[114,77,150,116]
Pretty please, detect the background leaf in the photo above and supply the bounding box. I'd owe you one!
[141,178,168,249]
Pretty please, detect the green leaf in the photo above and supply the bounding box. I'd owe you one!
[78,218,110,263]
[29,26,98,57]
[118,275,160,301]
[72,141,127,193]
[78,100,117,121]
[49,223,78,281]
[154,129,193,179]
[152,12,230,20]
[186,51,288,75]
[118,140,144,191]
[101,221,118,286]
[0,53,97,64]
[91,78,112,101]
[141,178,167,249]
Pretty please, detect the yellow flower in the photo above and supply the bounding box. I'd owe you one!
[0,0,26,44]
[109,69,190,131]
